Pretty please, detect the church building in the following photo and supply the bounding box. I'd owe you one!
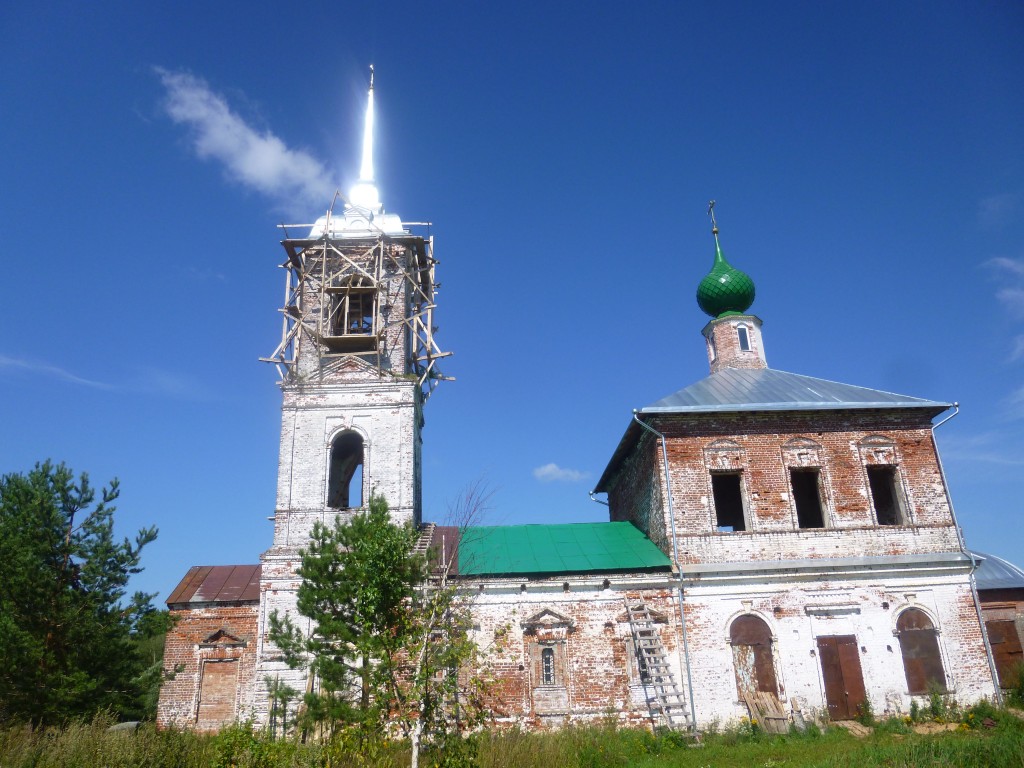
[156,74,1001,733]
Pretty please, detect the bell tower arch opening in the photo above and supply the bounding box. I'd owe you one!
[328,430,365,509]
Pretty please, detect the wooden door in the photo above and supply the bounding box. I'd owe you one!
[987,620,1024,688]
[817,635,866,721]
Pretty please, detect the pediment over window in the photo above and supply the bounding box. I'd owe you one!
[199,629,248,648]
[704,439,745,471]
[320,355,382,381]
[705,439,743,452]
[782,437,822,467]
[521,608,574,631]
[784,437,822,450]
[859,434,895,447]
[858,435,898,465]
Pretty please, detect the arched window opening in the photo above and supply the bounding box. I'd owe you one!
[328,431,364,509]
[730,615,778,698]
[896,608,947,694]
[541,647,555,685]
[737,325,751,351]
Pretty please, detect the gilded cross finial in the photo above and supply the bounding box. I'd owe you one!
[369,63,374,90]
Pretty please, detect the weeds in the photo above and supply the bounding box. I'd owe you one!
[854,697,875,727]
[2,709,1024,768]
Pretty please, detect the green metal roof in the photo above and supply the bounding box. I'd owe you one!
[455,522,672,576]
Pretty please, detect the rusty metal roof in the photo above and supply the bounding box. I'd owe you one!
[166,564,261,606]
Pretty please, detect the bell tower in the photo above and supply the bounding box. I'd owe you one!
[255,69,450,718]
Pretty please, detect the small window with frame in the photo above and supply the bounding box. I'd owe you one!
[737,325,751,352]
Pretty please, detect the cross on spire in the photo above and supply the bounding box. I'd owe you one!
[349,65,382,211]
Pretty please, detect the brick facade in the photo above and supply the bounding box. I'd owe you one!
[157,598,261,730]
[156,206,1002,732]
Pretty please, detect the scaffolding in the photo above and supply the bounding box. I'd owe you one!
[261,212,452,401]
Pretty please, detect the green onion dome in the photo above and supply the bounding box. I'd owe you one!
[696,239,756,318]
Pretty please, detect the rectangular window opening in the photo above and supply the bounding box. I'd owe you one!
[712,473,746,532]
[791,469,825,528]
[867,466,904,525]
[737,326,751,351]
[332,290,376,336]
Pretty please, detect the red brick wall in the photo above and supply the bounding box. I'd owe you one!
[157,601,260,730]
[608,409,960,564]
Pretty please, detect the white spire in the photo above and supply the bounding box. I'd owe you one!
[349,65,381,212]
[310,65,405,238]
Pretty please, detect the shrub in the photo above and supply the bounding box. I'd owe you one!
[855,698,875,727]
[1008,661,1024,707]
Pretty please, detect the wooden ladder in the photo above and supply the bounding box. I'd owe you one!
[625,601,690,732]
[412,522,436,557]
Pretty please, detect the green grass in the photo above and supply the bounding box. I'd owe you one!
[2,710,1024,768]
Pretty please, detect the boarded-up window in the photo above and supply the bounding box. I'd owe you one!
[986,619,1024,689]
[896,608,947,694]
[730,615,778,698]
[196,659,239,730]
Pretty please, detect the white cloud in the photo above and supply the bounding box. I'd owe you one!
[156,68,334,210]
[0,354,112,390]
[988,257,1024,278]
[532,462,590,483]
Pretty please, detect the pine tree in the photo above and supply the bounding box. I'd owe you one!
[269,494,425,729]
[0,461,159,725]
[268,491,488,755]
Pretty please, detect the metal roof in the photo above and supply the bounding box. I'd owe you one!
[166,564,261,606]
[971,551,1024,591]
[643,367,950,414]
[446,522,671,577]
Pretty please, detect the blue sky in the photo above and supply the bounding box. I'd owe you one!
[1,1,1022,602]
